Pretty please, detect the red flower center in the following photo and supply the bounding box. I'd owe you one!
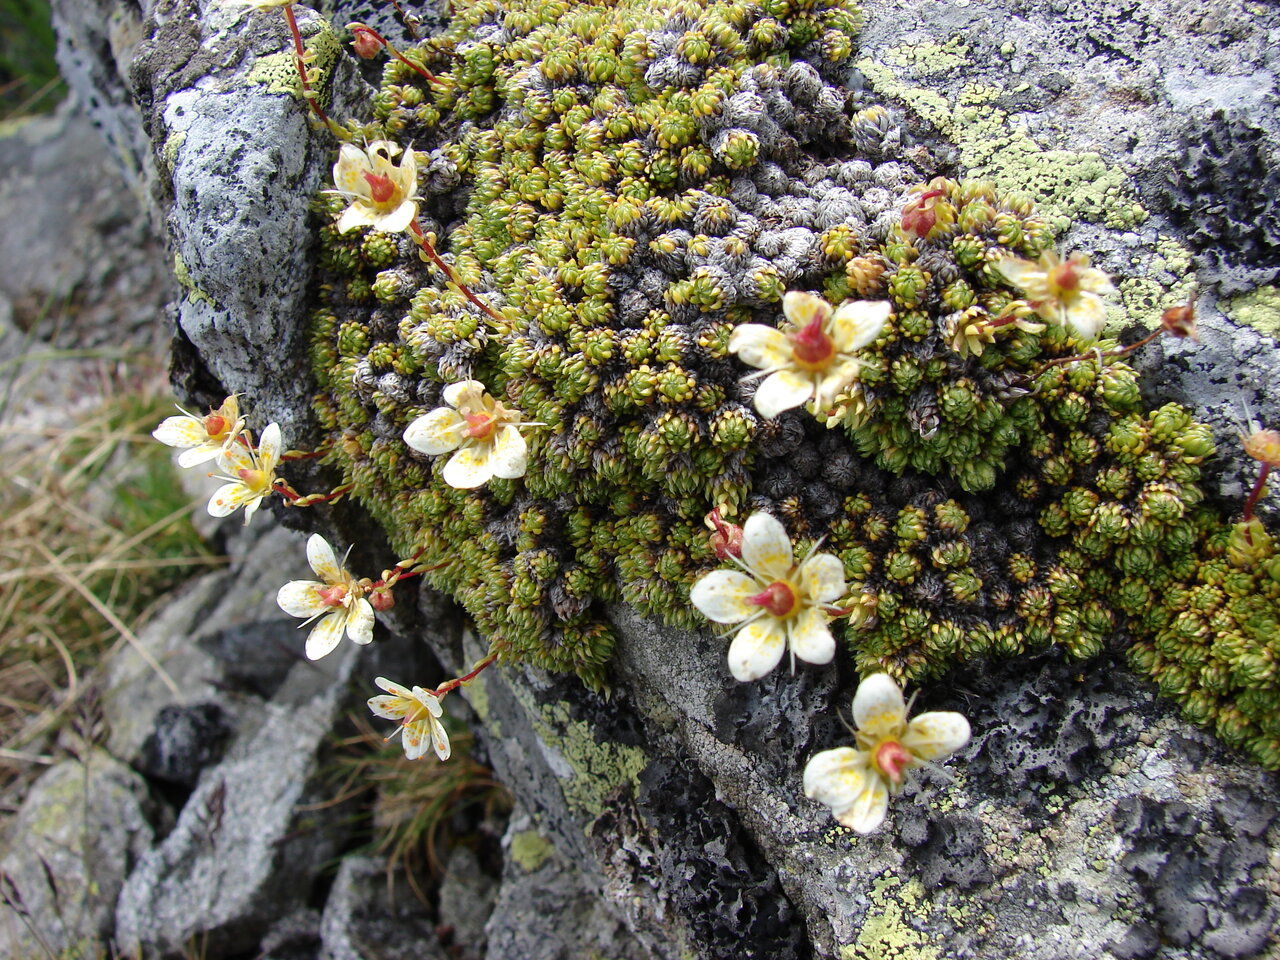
[317,584,349,607]
[204,413,227,436]
[788,317,835,370]
[362,170,397,205]
[1049,261,1080,292]
[463,412,496,440]
[874,740,911,784]
[747,580,797,617]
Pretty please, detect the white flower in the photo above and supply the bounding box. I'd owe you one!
[402,380,530,489]
[276,534,375,660]
[368,676,451,761]
[996,250,1115,341]
[207,422,282,524]
[803,673,970,834]
[152,396,245,468]
[330,140,419,234]
[689,512,846,682]
[728,291,891,418]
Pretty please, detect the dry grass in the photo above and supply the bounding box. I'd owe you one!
[325,713,512,904]
[0,361,221,808]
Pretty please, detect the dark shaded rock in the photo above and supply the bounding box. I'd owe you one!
[137,702,233,787]
[319,856,448,960]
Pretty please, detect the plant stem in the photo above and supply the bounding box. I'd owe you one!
[408,219,505,326]
[432,652,499,699]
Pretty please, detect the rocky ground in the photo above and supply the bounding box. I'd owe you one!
[0,0,1278,957]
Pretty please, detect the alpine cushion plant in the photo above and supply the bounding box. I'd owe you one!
[803,673,970,833]
[690,511,847,682]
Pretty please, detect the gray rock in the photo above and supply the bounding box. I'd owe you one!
[437,846,495,957]
[0,751,155,958]
[319,856,447,960]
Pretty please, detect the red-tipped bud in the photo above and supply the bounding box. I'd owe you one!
[705,508,744,560]
[746,580,797,617]
[349,23,383,59]
[901,188,944,241]
[788,316,835,367]
[1244,429,1280,468]
[875,740,911,784]
[369,587,396,611]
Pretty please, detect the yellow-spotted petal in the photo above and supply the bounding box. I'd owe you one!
[368,693,412,719]
[798,552,846,604]
[995,256,1045,293]
[373,676,412,699]
[347,597,375,645]
[726,618,786,681]
[429,717,451,760]
[304,610,346,661]
[752,369,815,418]
[442,444,493,489]
[741,512,793,580]
[153,416,208,449]
[207,481,256,518]
[410,687,443,717]
[802,746,869,808]
[176,443,223,469]
[728,323,792,372]
[443,379,487,411]
[404,408,465,455]
[256,423,283,471]
[333,143,372,195]
[852,672,907,739]
[306,534,342,583]
[403,719,431,760]
[788,607,835,666]
[689,569,759,623]
[835,774,889,834]
[813,358,860,410]
[830,300,891,352]
[374,200,418,234]
[489,424,528,480]
[276,580,327,619]
[337,204,377,234]
[1066,295,1107,340]
[782,290,833,328]
[903,711,971,761]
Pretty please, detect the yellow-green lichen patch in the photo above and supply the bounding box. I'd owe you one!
[247,20,341,106]
[1223,285,1280,340]
[841,876,942,960]
[885,37,969,77]
[161,129,186,174]
[509,828,555,871]
[531,701,647,819]
[173,253,217,307]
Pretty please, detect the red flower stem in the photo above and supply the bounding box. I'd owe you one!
[1041,329,1162,370]
[408,218,505,326]
[279,448,329,462]
[282,4,339,133]
[432,652,499,699]
[359,23,436,82]
[1243,463,1271,523]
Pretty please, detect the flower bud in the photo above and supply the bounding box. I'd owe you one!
[348,23,383,59]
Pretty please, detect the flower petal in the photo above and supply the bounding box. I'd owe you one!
[994,256,1046,294]
[442,444,493,489]
[207,481,254,517]
[153,416,207,449]
[410,688,444,717]
[216,441,255,475]
[789,607,835,666]
[813,358,860,410]
[752,369,814,419]
[304,610,346,661]
[430,717,451,761]
[347,597,375,645]
[488,424,528,479]
[256,423,283,472]
[689,569,759,623]
[176,443,222,469]
[375,200,418,234]
[334,143,373,195]
[903,711,971,761]
[782,290,832,329]
[741,512,793,580]
[836,774,889,834]
[852,672,907,739]
[1065,295,1107,340]
[276,579,327,618]
[798,552,846,604]
[306,534,342,583]
[404,407,465,455]
[726,618,786,681]
[402,719,430,760]
[368,694,412,720]
[443,380,487,411]
[803,746,869,808]
[336,204,376,233]
[374,676,412,698]
[728,324,792,372]
[830,300,891,352]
